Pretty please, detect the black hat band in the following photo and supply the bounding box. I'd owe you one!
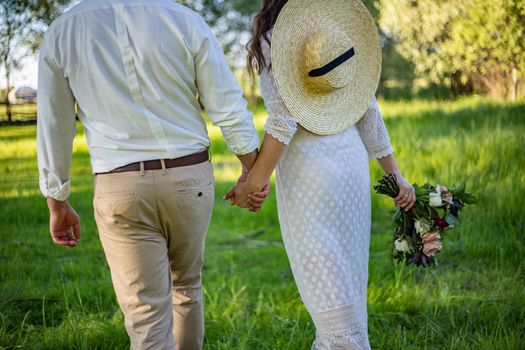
[308,47,355,77]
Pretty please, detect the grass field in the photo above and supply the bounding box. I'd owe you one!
[0,104,38,124]
[1,97,524,349]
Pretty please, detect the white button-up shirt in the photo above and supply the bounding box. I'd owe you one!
[37,0,259,201]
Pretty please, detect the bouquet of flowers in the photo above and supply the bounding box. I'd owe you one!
[374,174,476,267]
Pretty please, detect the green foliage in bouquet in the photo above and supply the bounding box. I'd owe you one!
[374,174,476,267]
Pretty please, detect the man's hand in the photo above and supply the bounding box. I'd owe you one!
[224,172,270,212]
[47,198,81,247]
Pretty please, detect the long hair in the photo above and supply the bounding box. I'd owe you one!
[247,0,288,76]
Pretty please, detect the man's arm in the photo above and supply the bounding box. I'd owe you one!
[192,17,269,209]
[237,151,258,173]
[37,39,80,246]
[193,17,260,157]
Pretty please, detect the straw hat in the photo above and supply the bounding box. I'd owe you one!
[271,0,382,135]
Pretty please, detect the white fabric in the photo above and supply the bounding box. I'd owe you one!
[259,32,395,349]
[355,101,393,160]
[260,34,298,144]
[276,126,372,350]
[37,0,259,200]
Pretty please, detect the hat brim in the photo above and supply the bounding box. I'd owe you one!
[271,0,382,135]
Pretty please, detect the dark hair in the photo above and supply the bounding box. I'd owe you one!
[247,0,288,76]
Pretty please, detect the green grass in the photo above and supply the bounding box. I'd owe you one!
[1,97,524,349]
[0,104,37,123]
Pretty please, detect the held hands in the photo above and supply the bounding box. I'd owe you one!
[224,170,270,212]
[47,198,81,247]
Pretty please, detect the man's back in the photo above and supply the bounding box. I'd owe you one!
[36,1,260,348]
[38,0,257,186]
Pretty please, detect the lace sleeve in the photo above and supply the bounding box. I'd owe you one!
[356,97,393,159]
[259,32,298,145]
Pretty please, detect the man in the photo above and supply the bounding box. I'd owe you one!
[37,0,267,348]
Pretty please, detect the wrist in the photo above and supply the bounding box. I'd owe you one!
[383,165,401,177]
[238,149,259,172]
[246,173,269,191]
[390,169,402,177]
[47,197,69,211]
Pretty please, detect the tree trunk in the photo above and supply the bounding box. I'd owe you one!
[478,71,507,100]
[511,68,518,102]
[3,4,13,123]
[4,63,12,123]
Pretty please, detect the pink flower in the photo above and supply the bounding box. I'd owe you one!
[438,185,454,205]
[438,185,448,192]
[421,231,443,257]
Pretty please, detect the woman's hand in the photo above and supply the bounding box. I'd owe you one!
[226,181,268,210]
[224,175,270,211]
[224,132,284,212]
[230,182,252,208]
[376,154,416,212]
[394,174,416,211]
[247,184,271,212]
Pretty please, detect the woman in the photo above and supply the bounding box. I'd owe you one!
[226,0,416,348]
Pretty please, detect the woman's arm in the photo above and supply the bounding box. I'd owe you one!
[246,133,286,189]
[226,31,296,210]
[356,98,415,211]
[377,154,416,211]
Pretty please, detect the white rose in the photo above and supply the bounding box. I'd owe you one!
[415,219,431,234]
[394,238,410,252]
[429,191,443,207]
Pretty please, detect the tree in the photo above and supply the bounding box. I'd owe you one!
[0,0,70,123]
[444,0,525,100]
[379,0,525,100]
[379,0,465,92]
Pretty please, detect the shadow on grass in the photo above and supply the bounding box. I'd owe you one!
[0,119,37,127]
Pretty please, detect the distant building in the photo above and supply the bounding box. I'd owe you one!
[7,86,37,104]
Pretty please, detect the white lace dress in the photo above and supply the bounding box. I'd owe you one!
[259,33,393,350]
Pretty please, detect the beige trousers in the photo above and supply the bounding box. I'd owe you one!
[93,160,214,350]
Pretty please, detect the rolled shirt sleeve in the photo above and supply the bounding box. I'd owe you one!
[193,19,259,155]
[37,38,77,201]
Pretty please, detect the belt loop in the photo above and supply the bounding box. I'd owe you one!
[140,161,145,176]
[208,148,212,162]
[160,159,167,175]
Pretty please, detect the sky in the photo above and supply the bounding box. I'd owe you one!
[1,0,83,91]
[1,55,39,90]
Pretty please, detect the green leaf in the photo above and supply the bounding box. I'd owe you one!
[451,182,466,196]
[462,193,477,204]
[392,210,402,225]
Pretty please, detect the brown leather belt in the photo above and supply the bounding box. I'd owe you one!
[97,150,209,175]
